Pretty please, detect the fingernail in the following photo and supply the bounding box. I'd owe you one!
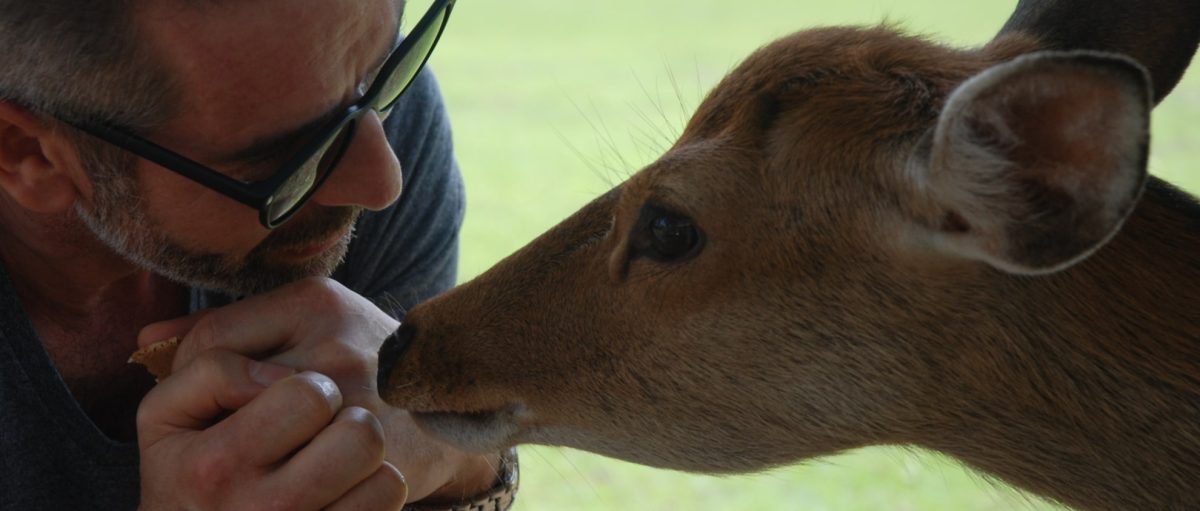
[249,361,295,387]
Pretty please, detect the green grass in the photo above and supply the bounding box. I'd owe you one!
[423,1,1200,509]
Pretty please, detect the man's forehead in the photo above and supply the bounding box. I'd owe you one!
[134,0,403,157]
[160,0,406,16]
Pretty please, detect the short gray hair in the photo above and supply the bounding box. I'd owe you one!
[0,0,177,131]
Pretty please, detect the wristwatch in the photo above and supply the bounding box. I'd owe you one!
[403,448,519,511]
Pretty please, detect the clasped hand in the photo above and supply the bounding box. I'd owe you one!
[134,277,495,510]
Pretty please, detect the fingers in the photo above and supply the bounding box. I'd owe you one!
[211,371,345,467]
[165,278,365,361]
[137,349,295,448]
[133,278,413,509]
[139,278,397,382]
[268,407,402,508]
[326,462,408,511]
[137,309,212,348]
[137,278,398,406]
[138,367,398,510]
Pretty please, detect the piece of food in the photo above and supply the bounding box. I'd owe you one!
[128,337,181,381]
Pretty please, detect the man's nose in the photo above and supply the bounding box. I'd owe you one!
[309,111,403,211]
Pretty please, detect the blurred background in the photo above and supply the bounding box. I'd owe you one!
[417,1,1199,509]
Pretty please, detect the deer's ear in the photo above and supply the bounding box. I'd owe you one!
[923,51,1150,275]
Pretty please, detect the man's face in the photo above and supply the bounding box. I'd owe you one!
[77,0,406,295]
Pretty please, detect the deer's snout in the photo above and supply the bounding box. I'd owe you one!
[376,322,416,392]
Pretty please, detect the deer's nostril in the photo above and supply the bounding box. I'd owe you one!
[376,322,416,392]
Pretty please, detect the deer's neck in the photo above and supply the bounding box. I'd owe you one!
[923,177,1200,511]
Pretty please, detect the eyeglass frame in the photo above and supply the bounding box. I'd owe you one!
[61,0,456,229]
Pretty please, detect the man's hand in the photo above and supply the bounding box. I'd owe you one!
[137,277,499,504]
[136,348,408,510]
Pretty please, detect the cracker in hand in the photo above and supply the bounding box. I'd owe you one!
[128,337,181,381]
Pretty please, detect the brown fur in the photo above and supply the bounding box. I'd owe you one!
[380,25,1200,511]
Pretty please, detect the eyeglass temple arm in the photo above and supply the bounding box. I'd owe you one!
[70,122,268,209]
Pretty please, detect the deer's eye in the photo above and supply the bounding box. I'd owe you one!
[632,204,704,263]
[651,215,698,259]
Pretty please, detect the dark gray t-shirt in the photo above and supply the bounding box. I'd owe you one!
[0,69,464,509]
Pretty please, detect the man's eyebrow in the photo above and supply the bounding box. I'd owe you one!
[214,114,333,167]
[214,7,406,167]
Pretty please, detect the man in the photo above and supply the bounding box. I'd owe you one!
[0,0,514,508]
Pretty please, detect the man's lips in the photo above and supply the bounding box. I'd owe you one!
[275,224,351,259]
[259,206,361,262]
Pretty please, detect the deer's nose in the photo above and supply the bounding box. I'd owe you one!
[377,322,416,392]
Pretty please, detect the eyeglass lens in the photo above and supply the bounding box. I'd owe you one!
[377,8,449,111]
[266,125,353,222]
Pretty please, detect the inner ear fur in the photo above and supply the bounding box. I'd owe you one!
[920,50,1151,275]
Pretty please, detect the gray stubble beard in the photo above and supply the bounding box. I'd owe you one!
[74,167,359,297]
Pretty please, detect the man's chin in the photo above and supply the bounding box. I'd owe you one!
[217,211,358,295]
[163,233,352,297]
[232,237,352,295]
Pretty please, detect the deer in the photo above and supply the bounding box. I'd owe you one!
[376,1,1200,509]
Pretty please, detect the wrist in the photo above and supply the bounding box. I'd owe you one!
[404,448,518,511]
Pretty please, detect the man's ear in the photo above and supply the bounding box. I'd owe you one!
[919,50,1151,275]
[0,100,86,213]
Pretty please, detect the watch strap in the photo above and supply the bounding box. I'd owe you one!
[403,448,519,511]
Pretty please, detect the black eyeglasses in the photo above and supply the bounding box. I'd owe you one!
[65,0,455,229]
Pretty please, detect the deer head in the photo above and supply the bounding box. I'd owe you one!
[379,2,1200,509]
